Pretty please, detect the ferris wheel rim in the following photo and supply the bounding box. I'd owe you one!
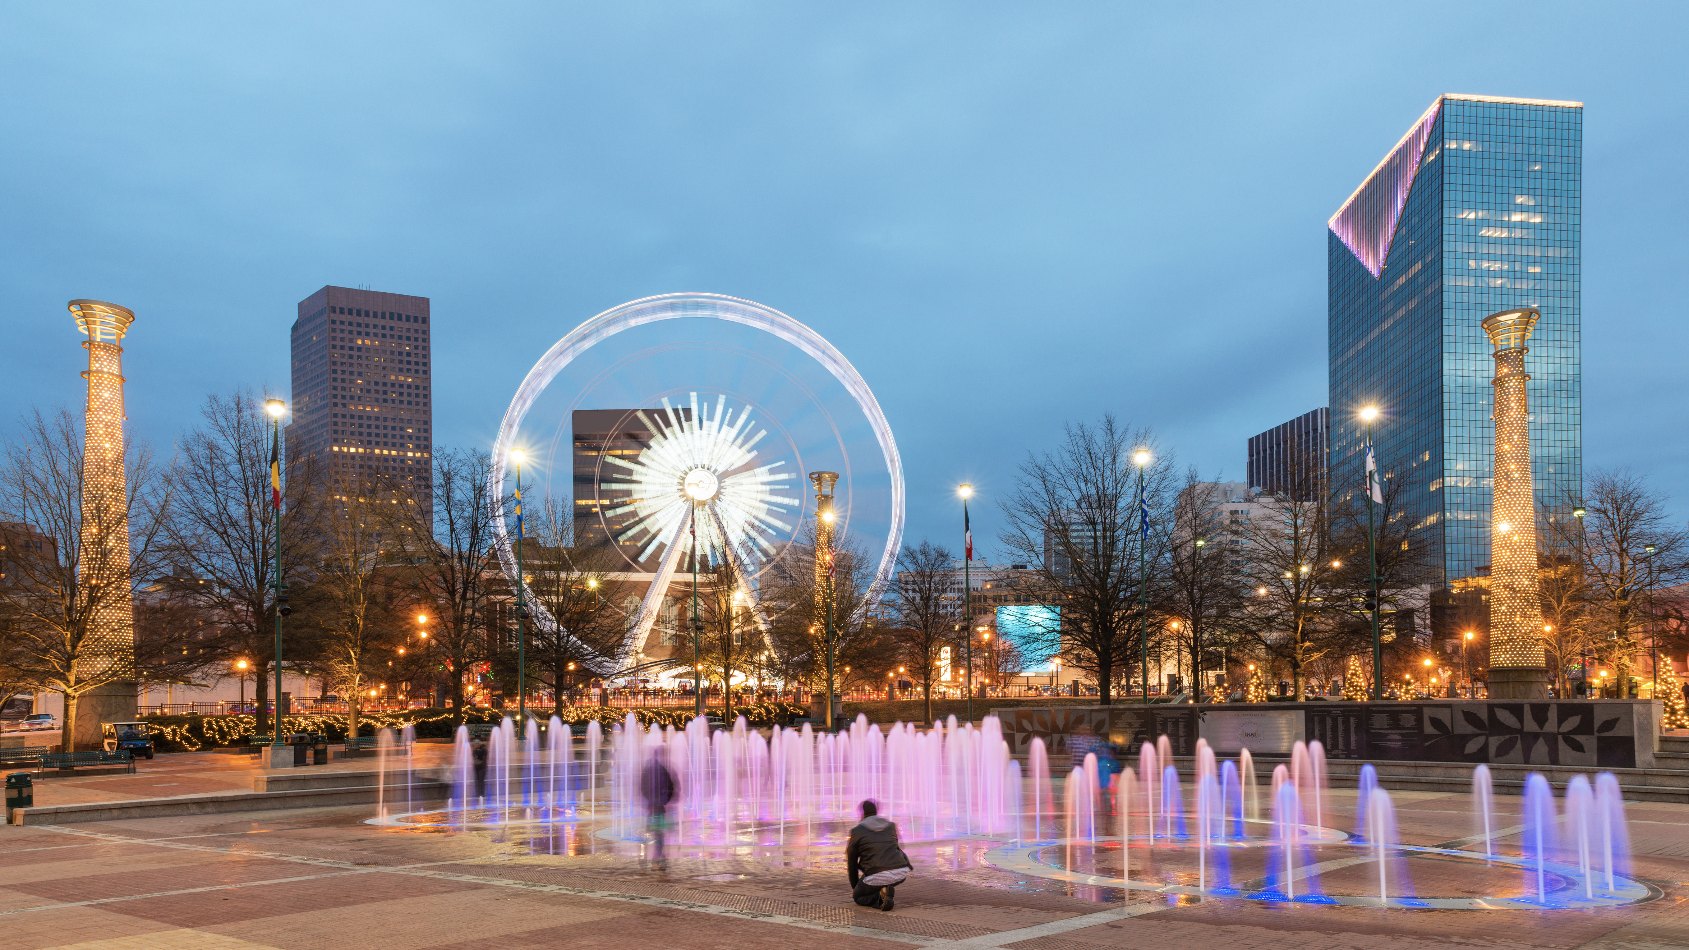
[490,292,905,669]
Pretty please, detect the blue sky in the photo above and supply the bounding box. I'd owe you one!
[3,2,1685,557]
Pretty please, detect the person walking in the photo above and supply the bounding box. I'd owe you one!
[846,799,912,911]
[639,749,677,870]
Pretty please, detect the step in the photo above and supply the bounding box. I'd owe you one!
[7,779,448,826]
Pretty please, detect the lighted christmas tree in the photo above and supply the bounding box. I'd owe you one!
[1658,661,1689,731]
[1342,656,1369,702]
[1245,668,1269,703]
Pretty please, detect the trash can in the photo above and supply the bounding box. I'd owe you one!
[6,773,33,819]
[311,735,329,765]
[289,733,310,767]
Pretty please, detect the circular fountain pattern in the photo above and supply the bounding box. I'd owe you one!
[980,836,1657,910]
[361,716,1658,913]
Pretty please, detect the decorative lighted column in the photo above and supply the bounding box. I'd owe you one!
[70,299,139,747]
[1482,307,1548,700]
[810,471,839,727]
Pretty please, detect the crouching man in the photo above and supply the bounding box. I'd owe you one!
[846,799,912,911]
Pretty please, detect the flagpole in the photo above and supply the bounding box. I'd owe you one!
[514,454,527,736]
[1362,408,1383,701]
[265,399,287,750]
[962,487,974,724]
[1135,458,1149,702]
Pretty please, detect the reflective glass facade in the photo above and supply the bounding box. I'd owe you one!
[1329,95,1582,585]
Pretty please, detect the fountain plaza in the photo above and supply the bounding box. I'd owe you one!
[3,712,1688,949]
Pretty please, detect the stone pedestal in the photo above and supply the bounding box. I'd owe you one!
[265,745,296,770]
[1487,668,1549,701]
[73,681,137,751]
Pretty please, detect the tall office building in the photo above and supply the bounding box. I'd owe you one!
[573,408,667,566]
[1328,94,1582,587]
[289,286,433,514]
[1247,407,1328,501]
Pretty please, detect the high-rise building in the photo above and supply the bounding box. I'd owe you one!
[70,299,138,745]
[1247,408,1328,501]
[289,286,433,514]
[1328,94,1582,587]
[572,408,687,567]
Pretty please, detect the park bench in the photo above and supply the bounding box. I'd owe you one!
[341,735,410,757]
[40,750,135,774]
[0,746,48,769]
[241,735,277,755]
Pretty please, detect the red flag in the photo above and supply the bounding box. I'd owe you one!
[964,503,972,562]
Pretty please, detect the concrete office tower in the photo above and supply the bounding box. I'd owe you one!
[1483,308,1548,699]
[70,299,139,747]
[289,286,433,515]
[1247,407,1329,502]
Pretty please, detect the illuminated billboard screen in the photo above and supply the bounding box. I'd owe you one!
[995,604,1060,672]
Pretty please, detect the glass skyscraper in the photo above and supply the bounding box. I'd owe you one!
[1329,94,1582,587]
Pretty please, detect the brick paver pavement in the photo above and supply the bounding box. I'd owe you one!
[2,783,1685,948]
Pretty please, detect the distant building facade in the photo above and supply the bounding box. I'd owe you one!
[289,286,433,514]
[1248,408,1328,502]
[1328,94,1582,586]
[572,408,674,568]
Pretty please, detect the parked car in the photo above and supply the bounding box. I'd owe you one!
[21,713,57,732]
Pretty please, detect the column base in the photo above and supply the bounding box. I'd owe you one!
[74,681,138,751]
[1488,667,1549,700]
[265,744,296,770]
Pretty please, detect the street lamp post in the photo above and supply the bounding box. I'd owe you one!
[1463,631,1476,698]
[264,398,287,748]
[691,511,704,718]
[1132,449,1153,702]
[234,658,250,712]
[511,449,528,736]
[1359,405,1383,700]
[958,483,975,722]
[1645,543,1658,698]
[1422,657,1434,698]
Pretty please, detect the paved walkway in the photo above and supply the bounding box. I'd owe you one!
[2,771,1687,948]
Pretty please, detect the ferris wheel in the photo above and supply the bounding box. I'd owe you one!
[490,293,903,672]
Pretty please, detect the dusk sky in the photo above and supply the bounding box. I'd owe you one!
[4,3,1686,557]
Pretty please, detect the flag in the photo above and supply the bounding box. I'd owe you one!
[964,503,973,562]
[1364,439,1384,504]
[514,485,524,540]
[1138,490,1150,540]
[269,440,281,511]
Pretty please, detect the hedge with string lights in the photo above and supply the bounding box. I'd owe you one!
[139,703,808,753]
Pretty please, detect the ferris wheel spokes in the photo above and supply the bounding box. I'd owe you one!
[625,505,693,664]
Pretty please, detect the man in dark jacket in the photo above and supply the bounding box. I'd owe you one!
[640,750,677,870]
[846,799,912,911]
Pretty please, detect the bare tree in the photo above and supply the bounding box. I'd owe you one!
[297,477,402,740]
[162,392,322,736]
[525,498,623,714]
[760,526,877,710]
[1234,489,1340,701]
[0,410,176,749]
[1564,470,1689,689]
[1327,475,1433,684]
[1166,472,1247,700]
[999,415,1170,705]
[392,448,502,722]
[889,540,958,721]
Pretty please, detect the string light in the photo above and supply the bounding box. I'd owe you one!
[70,300,138,682]
[1482,309,1548,675]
